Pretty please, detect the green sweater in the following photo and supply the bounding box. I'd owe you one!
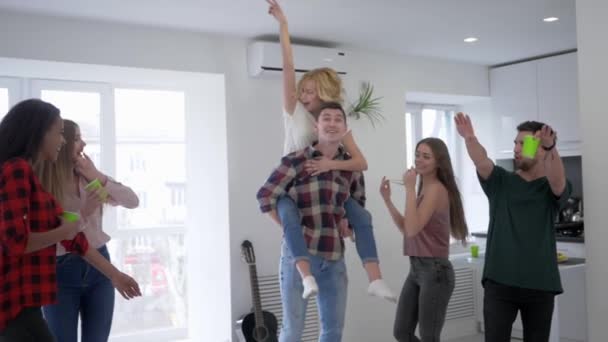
[479,166,571,294]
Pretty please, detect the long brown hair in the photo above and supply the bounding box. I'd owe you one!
[35,119,78,203]
[416,137,469,244]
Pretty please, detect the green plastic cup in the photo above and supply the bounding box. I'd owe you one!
[522,135,540,159]
[62,211,80,222]
[85,178,108,201]
[470,244,479,258]
[84,178,102,191]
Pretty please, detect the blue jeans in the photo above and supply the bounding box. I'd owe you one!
[42,245,115,342]
[277,196,379,264]
[279,242,348,342]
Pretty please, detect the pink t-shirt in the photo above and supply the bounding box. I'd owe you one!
[56,176,139,255]
[404,196,451,258]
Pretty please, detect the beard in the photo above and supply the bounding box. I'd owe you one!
[515,158,537,171]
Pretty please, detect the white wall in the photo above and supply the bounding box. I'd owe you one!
[575,1,608,341]
[0,10,490,341]
[458,99,494,235]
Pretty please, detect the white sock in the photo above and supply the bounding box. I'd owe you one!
[368,279,397,303]
[302,275,319,299]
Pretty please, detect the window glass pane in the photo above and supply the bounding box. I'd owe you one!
[114,89,186,230]
[0,88,9,117]
[40,90,102,165]
[108,234,187,334]
[405,112,414,168]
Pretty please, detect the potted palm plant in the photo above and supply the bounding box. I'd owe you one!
[347,81,384,127]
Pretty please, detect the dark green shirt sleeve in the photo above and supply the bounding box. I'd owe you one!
[477,165,507,197]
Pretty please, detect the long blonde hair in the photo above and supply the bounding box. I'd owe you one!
[35,119,78,203]
[296,67,343,104]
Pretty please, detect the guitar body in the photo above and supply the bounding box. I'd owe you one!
[236,240,279,342]
[236,310,279,342]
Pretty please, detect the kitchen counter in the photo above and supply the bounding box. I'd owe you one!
[471,232,584,243]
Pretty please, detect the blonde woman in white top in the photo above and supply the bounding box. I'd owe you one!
[266,0,395,303]
[38,119,141,342]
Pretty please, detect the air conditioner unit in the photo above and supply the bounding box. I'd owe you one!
[247,41,348,77]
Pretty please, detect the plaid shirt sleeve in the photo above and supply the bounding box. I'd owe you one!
[257,156,297,213]
[350,171,366,207]
[59,233,89,256]
[0,160,31,256]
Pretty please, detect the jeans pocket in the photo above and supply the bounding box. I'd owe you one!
[56,254,74,267]
[433,260,452,284]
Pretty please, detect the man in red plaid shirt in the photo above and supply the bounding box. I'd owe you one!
[257,102,362,342]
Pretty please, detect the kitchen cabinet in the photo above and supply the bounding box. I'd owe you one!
[490,52,581,158]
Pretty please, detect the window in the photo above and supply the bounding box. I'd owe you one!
[1,57,229,341]
[33,81,189,340]
[0,77,21,119]
[405,104,459,174]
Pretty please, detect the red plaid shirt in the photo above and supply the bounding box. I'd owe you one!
[257,145,365,260]
[0,158,89,330]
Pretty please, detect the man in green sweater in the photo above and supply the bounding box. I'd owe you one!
[455,112,571,342]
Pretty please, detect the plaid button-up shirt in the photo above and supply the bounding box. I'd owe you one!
[257,145,365,261]
[0,158,89,330]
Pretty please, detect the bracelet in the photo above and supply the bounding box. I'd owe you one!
[542,141,556,151]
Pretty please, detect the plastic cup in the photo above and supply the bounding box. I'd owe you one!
[62,211,80,222]
[84,178,102,191]
[85,178,108,201]
[470,244,479,258]
[522,135,541,159]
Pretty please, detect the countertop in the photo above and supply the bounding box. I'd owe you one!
[471,232,584,243]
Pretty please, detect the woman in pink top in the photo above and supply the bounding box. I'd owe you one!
[380,137,469,342]
[37,119,141,342]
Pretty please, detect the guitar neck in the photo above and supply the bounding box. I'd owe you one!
[248,264,265,327]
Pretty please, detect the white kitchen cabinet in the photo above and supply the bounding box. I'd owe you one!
[490,52,581,158]
[537,53,581,154]
[490,61,539,159]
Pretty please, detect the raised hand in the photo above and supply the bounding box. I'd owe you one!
[266,0,287,25]
[379,176,391,201]
[75,153,102,182]
[403,167,417,191]
[535,124,557,149]
[454,112,476,139]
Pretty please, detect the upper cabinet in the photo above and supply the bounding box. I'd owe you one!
[490,52,581,158]
[490,61,539,157]
[537,53,580,152]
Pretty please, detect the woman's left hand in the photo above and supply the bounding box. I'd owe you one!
[305,157,333,176]
[403,167,417,190]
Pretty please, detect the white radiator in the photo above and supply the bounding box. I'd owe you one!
[258,274,320,341]
[446,267,476,321]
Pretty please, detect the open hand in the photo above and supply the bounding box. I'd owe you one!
[266,0,287,25]
[454,112,476,139]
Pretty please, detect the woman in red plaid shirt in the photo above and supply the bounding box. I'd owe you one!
[0,100,140,342]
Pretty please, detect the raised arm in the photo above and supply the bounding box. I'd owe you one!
[455,112,494,180]
[537,125,566,196]
[379,177,405,234]
[267,0,297,115]
[403,169,445,238]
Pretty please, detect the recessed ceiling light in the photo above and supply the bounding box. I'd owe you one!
[464,37,478,43]
[543,17,559,22]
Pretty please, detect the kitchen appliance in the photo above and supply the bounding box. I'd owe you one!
[556,197,584,237]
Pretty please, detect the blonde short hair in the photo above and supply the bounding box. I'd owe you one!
[296,67,343,104]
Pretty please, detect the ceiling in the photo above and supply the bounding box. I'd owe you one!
[0,0,577,65]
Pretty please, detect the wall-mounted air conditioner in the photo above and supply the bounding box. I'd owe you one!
[247,41,348,77]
